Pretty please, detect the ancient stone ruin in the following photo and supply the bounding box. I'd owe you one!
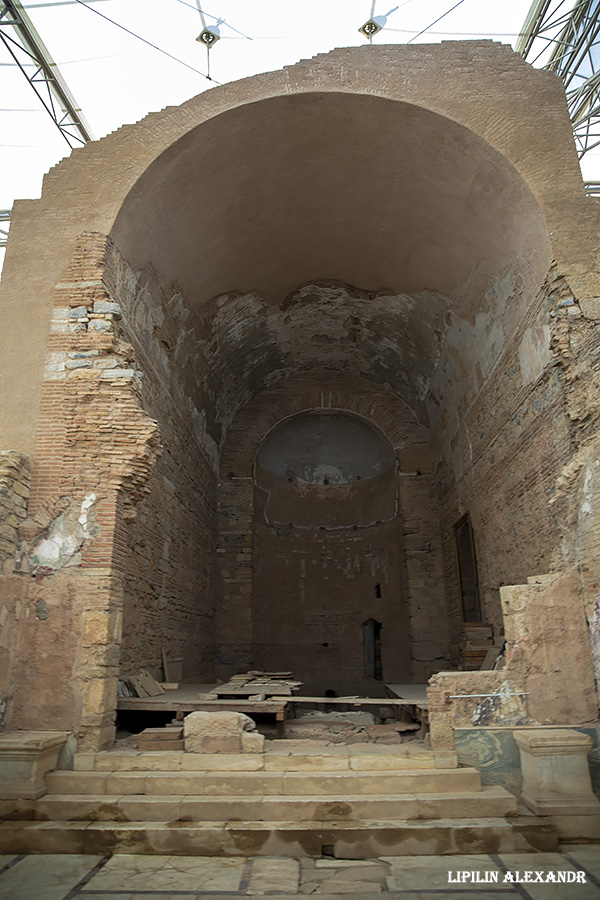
[0,41,599,854]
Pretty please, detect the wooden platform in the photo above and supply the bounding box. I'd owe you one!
[117,685,289,737]
[385,683,429,710]
[117,684,430,739]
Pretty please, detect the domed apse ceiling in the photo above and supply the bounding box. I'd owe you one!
[110,91,552,441]
[111,91,551,315]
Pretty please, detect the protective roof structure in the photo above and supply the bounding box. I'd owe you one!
[518,0,600,180]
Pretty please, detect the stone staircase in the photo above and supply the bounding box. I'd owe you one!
[0,740,558,857]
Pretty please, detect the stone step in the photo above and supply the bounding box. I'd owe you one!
[0,815,559,857]
[45,767,481,796]
[75,746,457,773]
[6,785,516,823]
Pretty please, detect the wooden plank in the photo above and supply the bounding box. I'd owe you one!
[215,686,292,697]
[127,675,149,698]
[161,649,184,684]
[161,648,171,683]
[287,696,419,706]
[480,646,502,670]
[117,698,287,713]
[140,670,165,696]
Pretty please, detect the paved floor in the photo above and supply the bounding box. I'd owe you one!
[0,847,599,899]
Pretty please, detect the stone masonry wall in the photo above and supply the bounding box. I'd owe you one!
[434,268,599,651]
[0,233,218,746]
[102,242,219,683]
[0,451,31,573]
[252,516,410,695]
[0,233,160,746]
[217,377,451,686]
[398,445,453,681]
[0,452,31,729]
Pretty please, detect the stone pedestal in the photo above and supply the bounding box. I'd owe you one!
[514,728,600,815]
[0,731,69,799]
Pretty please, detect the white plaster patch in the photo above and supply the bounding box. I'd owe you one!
[78,493,97,534]
[44,351,66,375]
[26,494,98,573]
[518,325,551,385]
[589,595,600,692]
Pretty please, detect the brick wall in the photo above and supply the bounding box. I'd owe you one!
[2,234,219,745]
[217,379,451,686]
[0,451,30,572]
[433,272,593,639]
[104,242,219,683]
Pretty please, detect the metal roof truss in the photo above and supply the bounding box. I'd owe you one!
[518,0,600,170]
[0,0,93,149]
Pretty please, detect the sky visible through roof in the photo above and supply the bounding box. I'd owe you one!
[0,0,594,270]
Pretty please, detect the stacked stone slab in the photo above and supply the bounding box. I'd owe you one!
[0,740,558,856]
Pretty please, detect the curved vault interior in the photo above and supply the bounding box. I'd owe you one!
[110,90,553,448]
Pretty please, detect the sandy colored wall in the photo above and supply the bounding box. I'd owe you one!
[428,571,598,749]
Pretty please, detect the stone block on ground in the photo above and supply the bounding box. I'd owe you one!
[241,731,265,753]
[184,711,260,754]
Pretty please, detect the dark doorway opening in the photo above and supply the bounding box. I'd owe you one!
[454,513,482,622]
[363,618,383,681]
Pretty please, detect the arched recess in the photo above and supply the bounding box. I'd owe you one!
[252,409,406,695]
[215,375,451,689]
[2,43,600,745]
[102,88,557,478]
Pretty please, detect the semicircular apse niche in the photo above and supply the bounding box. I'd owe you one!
[251,408,410,693]
[254,410,397,529]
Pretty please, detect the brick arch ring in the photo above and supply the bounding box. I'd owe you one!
[218,373,426,479]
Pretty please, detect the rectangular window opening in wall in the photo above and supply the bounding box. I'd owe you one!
[454,513,482,622]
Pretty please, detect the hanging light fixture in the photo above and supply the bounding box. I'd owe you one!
[359,5,399,43]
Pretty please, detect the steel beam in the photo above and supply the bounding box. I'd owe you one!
[518,0,600,160]
[0,209,10,248]
[0,0,94,148]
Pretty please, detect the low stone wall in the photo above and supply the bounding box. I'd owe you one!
[427,571,598,749]
[454,725,600,799]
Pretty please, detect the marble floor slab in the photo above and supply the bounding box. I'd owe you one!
[562,845,600,882]
[383,854,508,891]
[0,853,103,900]
[246,857,299,893]
[84,854,247,893]
[0,848,598,898]
[495,852,599,900]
